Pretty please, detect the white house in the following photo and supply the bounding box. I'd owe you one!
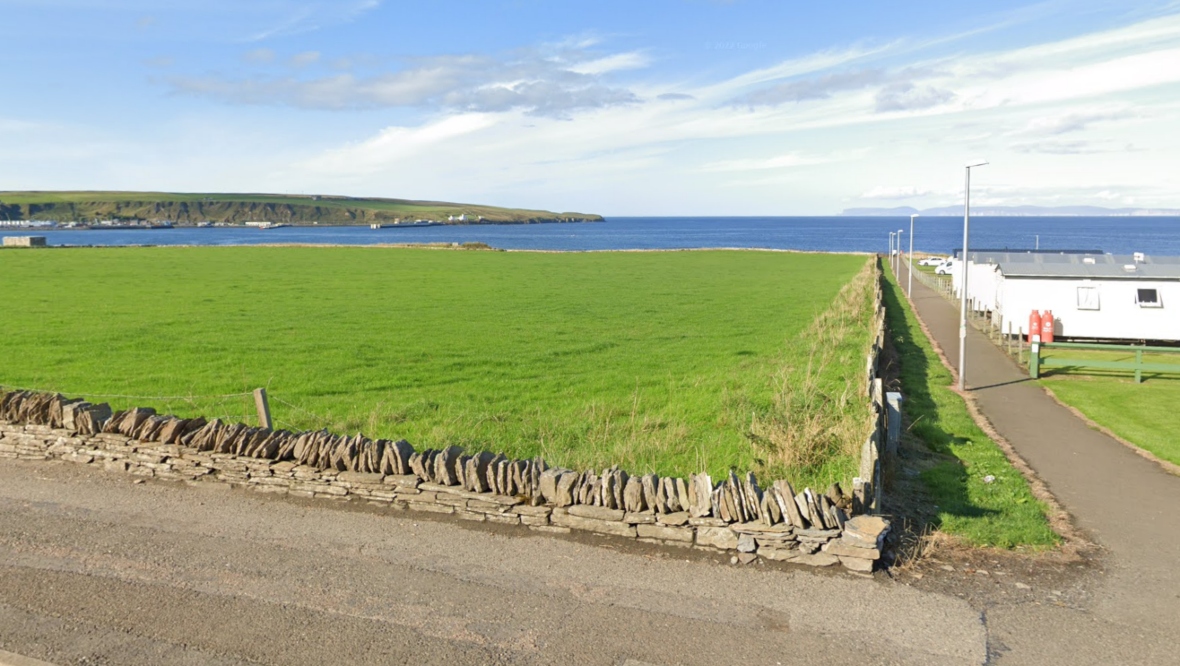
[970,252,1180,341]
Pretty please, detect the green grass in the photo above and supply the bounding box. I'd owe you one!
[1037,351,1180,466]
[0,246,871,487]
[881,266,1059,548]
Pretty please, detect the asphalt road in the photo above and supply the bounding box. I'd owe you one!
[0,460,986,666]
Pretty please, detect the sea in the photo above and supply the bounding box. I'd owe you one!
[5,216,1180,255]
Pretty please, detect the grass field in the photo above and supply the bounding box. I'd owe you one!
[0,246,873,487]
[1036,349,1180,466]
[882,266,1058,549]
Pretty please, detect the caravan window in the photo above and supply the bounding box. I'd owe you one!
[1077,286,1100,310]
[1136,288,1162,308]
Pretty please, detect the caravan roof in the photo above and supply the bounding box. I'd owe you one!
[992,253,1180,280]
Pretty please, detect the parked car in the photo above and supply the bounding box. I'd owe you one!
[918,256,947,266]
[935,259,957,275]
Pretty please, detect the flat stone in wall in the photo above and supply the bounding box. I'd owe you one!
[0,387,891,572]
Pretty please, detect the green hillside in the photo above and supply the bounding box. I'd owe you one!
[0,191,603,225]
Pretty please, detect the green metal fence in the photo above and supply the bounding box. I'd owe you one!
[1029,341,1180,383]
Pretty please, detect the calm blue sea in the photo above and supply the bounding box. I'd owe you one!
[5,216,1180,255]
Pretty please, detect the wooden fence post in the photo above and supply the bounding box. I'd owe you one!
[253,388,273,429]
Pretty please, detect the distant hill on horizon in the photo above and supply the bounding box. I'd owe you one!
[842,205,1180,217]
[0,191,603,225]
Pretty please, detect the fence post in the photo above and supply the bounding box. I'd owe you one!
[1135,348,1143,384]
[253,388,273,429]
[885,392,904,456]
[1018,327,1024,364]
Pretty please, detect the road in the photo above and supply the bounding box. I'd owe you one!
[0,459,992,666]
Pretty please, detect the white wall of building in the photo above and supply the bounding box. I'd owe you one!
[997,278,1180,340]
[951,261,1002,314]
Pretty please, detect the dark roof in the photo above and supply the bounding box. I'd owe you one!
[980,253,1180,279]
[953,248,1102,259]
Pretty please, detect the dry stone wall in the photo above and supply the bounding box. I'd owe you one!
[0,389,891,572]
[853,258,889,515]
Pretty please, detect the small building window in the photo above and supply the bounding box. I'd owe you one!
[1136,288,1162,308]
[1077,286,1100,310]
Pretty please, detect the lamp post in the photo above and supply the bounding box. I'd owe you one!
[896,228,904,276]
[908,214,918,298]
[958,160,988,390]
[891,231,897,275]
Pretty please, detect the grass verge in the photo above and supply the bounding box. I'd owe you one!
[881,267,1059,549]
[1039,373,1180,468]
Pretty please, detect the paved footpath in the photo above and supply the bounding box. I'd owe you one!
[899,262,1180,664]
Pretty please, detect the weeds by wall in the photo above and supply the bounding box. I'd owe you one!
[749,258,886,508]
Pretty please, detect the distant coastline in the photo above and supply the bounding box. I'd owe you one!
[0,191,603,226]
[842,205,1180,217]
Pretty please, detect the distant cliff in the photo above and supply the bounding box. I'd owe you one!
[0,191,604,225]
[842,205,1180,217]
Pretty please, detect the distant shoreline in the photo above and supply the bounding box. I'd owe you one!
[843,205,1180,217]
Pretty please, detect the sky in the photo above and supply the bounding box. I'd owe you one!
[2,0,1179,215]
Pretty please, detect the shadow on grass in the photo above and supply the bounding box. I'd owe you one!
[880,276,999,528]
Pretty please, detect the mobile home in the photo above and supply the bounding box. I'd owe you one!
[986,253,1180,342]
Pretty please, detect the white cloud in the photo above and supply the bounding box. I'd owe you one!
[1015,106,1138,136]
[568,51,650,75]
[171,46,641,117]
[304,113,497,175]
[860,185,932,200]
[0,117,41,132]
[243,48,275,64]
[290,51,321,68]
[873,82,955,112]
[247,0,382,42]
[700,152,852,172]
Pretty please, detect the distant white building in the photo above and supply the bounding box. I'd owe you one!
[955,251,1180,341]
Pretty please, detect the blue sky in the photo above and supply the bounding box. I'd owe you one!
[2,0,1179,214]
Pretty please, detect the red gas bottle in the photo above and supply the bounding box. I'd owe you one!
[1040,310,1055,343]
[1028,310,1041,343]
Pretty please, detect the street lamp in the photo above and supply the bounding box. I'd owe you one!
[892,230,901,277]
[908,214,918,298]
[958,159,988,390]
[891,231,897,275]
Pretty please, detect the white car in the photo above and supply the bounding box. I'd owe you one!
[935,260,957,275]
[918,256,946,266]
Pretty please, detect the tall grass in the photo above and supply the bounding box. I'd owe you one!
[748,258,877,488]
